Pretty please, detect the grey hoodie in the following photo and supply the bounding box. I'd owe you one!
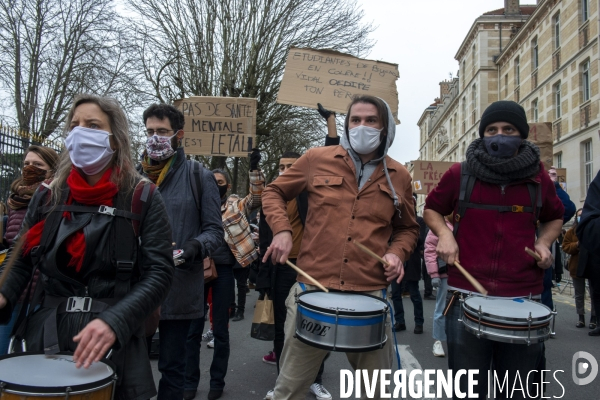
[339,98,400,209]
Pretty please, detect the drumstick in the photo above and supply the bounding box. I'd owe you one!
[525,247,542,262]
[0,234,26,290]
[453,261,488,296]
[353,240,390,267]
[285,260,329,293]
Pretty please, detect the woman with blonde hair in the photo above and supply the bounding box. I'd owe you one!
[0,94,174,400]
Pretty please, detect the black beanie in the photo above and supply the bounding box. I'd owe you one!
[479,100,529,139]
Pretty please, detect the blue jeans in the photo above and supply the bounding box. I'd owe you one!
[432,278,448,341]
[185,264,234,392]
[445,294,543,399]
[0,303,21,355]
[391,279,424,326]
[157,318,193,400]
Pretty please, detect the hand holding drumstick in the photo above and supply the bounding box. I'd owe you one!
[353,241,404,283]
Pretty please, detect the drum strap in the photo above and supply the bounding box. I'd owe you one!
[381,289,402,370]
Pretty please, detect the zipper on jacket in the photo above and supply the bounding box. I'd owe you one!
[500,185,506,195]
[357,163,366,188]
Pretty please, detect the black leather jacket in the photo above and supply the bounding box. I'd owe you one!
[0,181,174,400]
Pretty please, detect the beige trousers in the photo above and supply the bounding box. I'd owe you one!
[272,283,394,400]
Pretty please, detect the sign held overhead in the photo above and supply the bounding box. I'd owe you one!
[277,47,400,124]
[174,96,257,157]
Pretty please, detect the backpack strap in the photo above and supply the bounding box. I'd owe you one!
[453,162,476,237]
[527,181,542,227]
[114,180,156,299]
[188,160,203,211]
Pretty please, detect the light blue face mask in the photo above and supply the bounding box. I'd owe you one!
[577,216,581,223]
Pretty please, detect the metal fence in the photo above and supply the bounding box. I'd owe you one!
[0,122,62,203]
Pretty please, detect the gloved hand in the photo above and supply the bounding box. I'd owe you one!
[182,240,204,265]
[431,278,441,288]
[249,148,261,171]
[317,103,335,120]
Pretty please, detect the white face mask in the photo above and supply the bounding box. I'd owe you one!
[349,125,383,155]
[65,126,114,175]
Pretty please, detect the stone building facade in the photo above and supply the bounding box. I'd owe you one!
[417,0,598,209]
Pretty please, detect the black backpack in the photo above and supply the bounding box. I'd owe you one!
[452,161,542,237]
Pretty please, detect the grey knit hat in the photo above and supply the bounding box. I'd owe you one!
[479,101,529,139]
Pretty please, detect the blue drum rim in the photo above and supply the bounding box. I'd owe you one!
[297,290,388,317]
[298,306,385,326]
[0,351,116,394]
[295,333,388,353]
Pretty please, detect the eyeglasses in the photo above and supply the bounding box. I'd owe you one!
[145,129,175,136]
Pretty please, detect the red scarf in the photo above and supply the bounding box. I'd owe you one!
[24,167,118,272]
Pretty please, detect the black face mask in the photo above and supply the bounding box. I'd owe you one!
[218,184,228,199]
[483,135,523,158]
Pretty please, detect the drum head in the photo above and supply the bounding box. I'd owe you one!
[0,353,115,394]
[298,291,387,316]
[463,297,551,321]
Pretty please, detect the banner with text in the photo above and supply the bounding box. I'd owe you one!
[412,160,456,194]
[277,47,400,123]
[174,97,257,157]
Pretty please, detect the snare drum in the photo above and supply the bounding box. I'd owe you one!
[0,353,116,399]
[459,296,555,345]
[295,291,388,352]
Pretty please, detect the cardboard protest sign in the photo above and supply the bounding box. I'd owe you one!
[173,97,257,157]
[277,47,400,123]
[527,123,553,171]
[412,160,456,194]
[556,168,567,191]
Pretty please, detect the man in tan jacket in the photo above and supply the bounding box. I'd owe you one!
[262,95,419,399]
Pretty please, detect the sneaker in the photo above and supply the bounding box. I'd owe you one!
[202,329,213,342]
[310,383,332,400]
[414,325,423,334]
[432,340,445,357]
[207,338,215,348]
[262,350,276,365]
[265,389,274,400]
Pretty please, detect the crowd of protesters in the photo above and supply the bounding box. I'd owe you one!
[0,95,598,400]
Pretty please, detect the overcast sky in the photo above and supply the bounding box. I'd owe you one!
[357,0,507,164]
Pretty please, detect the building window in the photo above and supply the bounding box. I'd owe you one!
[532,37,538,70]
[582,0,589,22]
[472,84,477,116]
[462,97,466,121]
[504,74,508,97]
[554,13,560,49]
[515,57,520,86]
[556,152,562,168]
[582,60,591,102]
[472,44,476,70]
[453,114,457,139]
[532,99,538,122]
[554,82,561,119]
[583,141,593,192]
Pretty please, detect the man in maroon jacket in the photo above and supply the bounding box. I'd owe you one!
[424,101,564,399]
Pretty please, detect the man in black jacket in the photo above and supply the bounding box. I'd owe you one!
[577,170,600,336]
[391,194,427,334]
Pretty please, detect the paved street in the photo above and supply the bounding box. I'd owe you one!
[151,282,600,399]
